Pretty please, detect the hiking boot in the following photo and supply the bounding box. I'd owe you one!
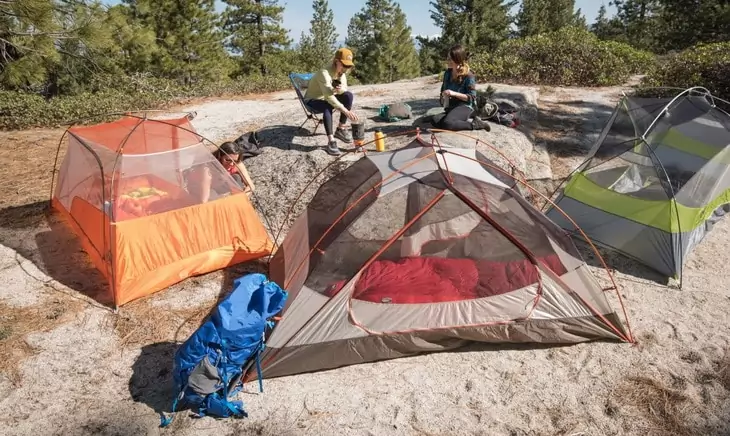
[334,127,353,143]
[472,116,491,131]
[325,140,342,156]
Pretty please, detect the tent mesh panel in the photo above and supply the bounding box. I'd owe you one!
[55,136,118,214]
[582,99,670,201]
[306,172,579,304]
[580,95,730,205]
[303,179,434,295]
[648,96,730,204]
[58,130,245,223]
[114,145,243,221]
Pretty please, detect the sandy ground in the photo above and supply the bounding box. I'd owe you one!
[0,76,729,436]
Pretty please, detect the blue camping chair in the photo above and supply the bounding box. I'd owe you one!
[289,72,323,135]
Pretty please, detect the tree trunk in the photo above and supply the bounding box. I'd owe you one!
[256,0,266,75]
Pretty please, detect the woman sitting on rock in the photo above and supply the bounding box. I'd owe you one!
[431,44,490,132]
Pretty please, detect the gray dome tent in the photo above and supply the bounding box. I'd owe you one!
[240,131,633,382]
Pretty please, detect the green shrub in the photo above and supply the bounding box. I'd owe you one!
[641,42,730,100]
[470,26,656,87]
[0,73,292,130]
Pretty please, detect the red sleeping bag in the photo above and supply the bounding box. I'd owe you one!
[324,255,567,304]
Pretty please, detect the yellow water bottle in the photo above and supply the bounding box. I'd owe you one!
[374,129,385,152]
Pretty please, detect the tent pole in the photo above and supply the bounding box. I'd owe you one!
[641,86,712,141]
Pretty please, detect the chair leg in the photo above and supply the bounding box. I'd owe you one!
[297,117,309,133]
[311,118,321,136]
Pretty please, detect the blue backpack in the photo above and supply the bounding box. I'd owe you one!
[160,273,287,426]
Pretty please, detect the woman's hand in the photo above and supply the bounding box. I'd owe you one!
[344,109,359,122]
[443,89,467,102]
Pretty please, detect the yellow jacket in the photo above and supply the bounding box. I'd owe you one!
[303,65,348,111]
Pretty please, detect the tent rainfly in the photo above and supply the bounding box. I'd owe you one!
[241,133,633,382]
[545,87,730,285]
[51,114,274,307]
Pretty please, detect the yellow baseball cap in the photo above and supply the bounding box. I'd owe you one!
[335,48,354,67]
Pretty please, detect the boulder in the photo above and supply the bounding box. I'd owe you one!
[184,78,551,238]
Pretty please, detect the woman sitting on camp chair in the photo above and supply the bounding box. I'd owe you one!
[303,47,360,156]
[185,141,255,203]
[431,44,490,132]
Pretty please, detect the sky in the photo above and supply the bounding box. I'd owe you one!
[104,1,615,42]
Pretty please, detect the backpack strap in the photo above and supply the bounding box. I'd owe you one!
[255,328,267,393]
[239,318,275,395]
[159,384,187,427]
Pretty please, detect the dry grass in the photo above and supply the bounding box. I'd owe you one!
[0,128,64,209]
[0,296,86,385]
[715,349,730,391]
[108,258,268,348]
[0,128,95,386]
[108,297,219,349]
[613,375,694,436]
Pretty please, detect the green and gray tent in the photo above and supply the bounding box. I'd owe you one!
[545,87,730,285]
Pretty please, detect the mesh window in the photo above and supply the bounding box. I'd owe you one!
[69,116,203,155]
[55,136,118,213]
[676,147,730,208]
[59,117,229,222]
[583,97,664,167]
[473,150,519,189]
[314,174,572,305]
[584,95,730,202]
[304,180,444,296]
[645,96,730,196]
[450,175,577,263]
[585,157,670,201]
[588,101,645,162]
[113,144,243,221]
[579,98,672,199]
[348,182,555,305]
[582,103,670,201]
[624,97,670,134]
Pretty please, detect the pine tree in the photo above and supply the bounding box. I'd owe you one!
[515,0,581,37]
[382,7,421,83]
[572,8,588,30]
[416,36,443,75]
[608,0,660,51]
[0,0,63,90]
[0,0,125,93]
[223,0,292,76]
[654,0,730,53]
[123,0,232,84]
[591,4,624,41]
[430,0,516,51]
[103,5,160,75]
[49,1,125,94]
[345,0,420,84]
[298,0,338,71]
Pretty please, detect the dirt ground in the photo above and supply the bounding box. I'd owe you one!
[0,77,729,436]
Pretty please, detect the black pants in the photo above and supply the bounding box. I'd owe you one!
[306,92,354,135]
[433,105,474,131]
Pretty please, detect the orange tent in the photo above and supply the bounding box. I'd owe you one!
[51,114,274,307]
